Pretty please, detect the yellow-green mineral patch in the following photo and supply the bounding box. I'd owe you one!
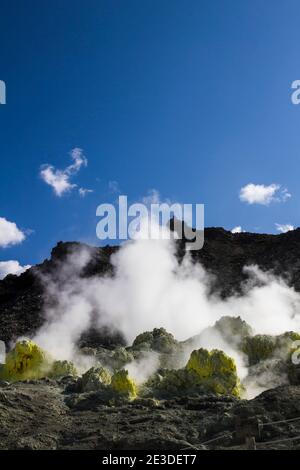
[111,369,137,399]
[145,348,242,398]
[186,348,242,397]
[0,339,52,382]
[0,339,79,382]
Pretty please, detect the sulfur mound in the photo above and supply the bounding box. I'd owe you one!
[186,348,241,397]
[0,339,52,382]
[0,340,78,382]
[49,360,78,378]
[214,316,253,345]
[95,346,134,370]
[145,368,202,397]
[131,328,179,354]
[80,366,111,392]
[186,316,253,356]
[242,335,277,366]
[111,369,137,399]
[276,331,300,354]
[146,348,241,398]
[282,333,300,385]
[242,331,300,366]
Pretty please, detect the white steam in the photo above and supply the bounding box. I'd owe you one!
[32,222,300,394]
[126,352,160,385]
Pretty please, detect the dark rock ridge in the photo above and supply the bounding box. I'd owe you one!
[1,227,300,346]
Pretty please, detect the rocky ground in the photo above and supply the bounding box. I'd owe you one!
[1,379,300,450]
[2,228,300,450]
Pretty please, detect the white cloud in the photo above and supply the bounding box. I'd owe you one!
[40,166,75,196]
[67,148,87,174]
[281,188,292,202]
[231,226,242,233]
[239,183,290,205]
[0,217,25,248]
[79,188,93,197]
[0,260,31,280]
[40,148,88,197]
[275,223,294,233]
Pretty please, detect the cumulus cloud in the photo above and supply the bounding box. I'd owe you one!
[0,260,31,279]
[275,223,294,233]
[40,148,90,197]
[0,217,25,248]
[239,183,291,205]
[231,226,242,234]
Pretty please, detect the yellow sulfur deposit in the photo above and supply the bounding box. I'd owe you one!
[145,348,242,398]
[186,348,242,397]
[0,340,79,382]
[0,339,52,382]
[111,369,137,399]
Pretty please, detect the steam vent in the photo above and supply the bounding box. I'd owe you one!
[2,232,300,450]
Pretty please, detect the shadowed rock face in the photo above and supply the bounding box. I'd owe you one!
[1,227,300,346]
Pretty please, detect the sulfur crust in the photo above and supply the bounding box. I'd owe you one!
[111,369,137,399]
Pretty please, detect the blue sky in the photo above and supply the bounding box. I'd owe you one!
[0,0,300,270]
